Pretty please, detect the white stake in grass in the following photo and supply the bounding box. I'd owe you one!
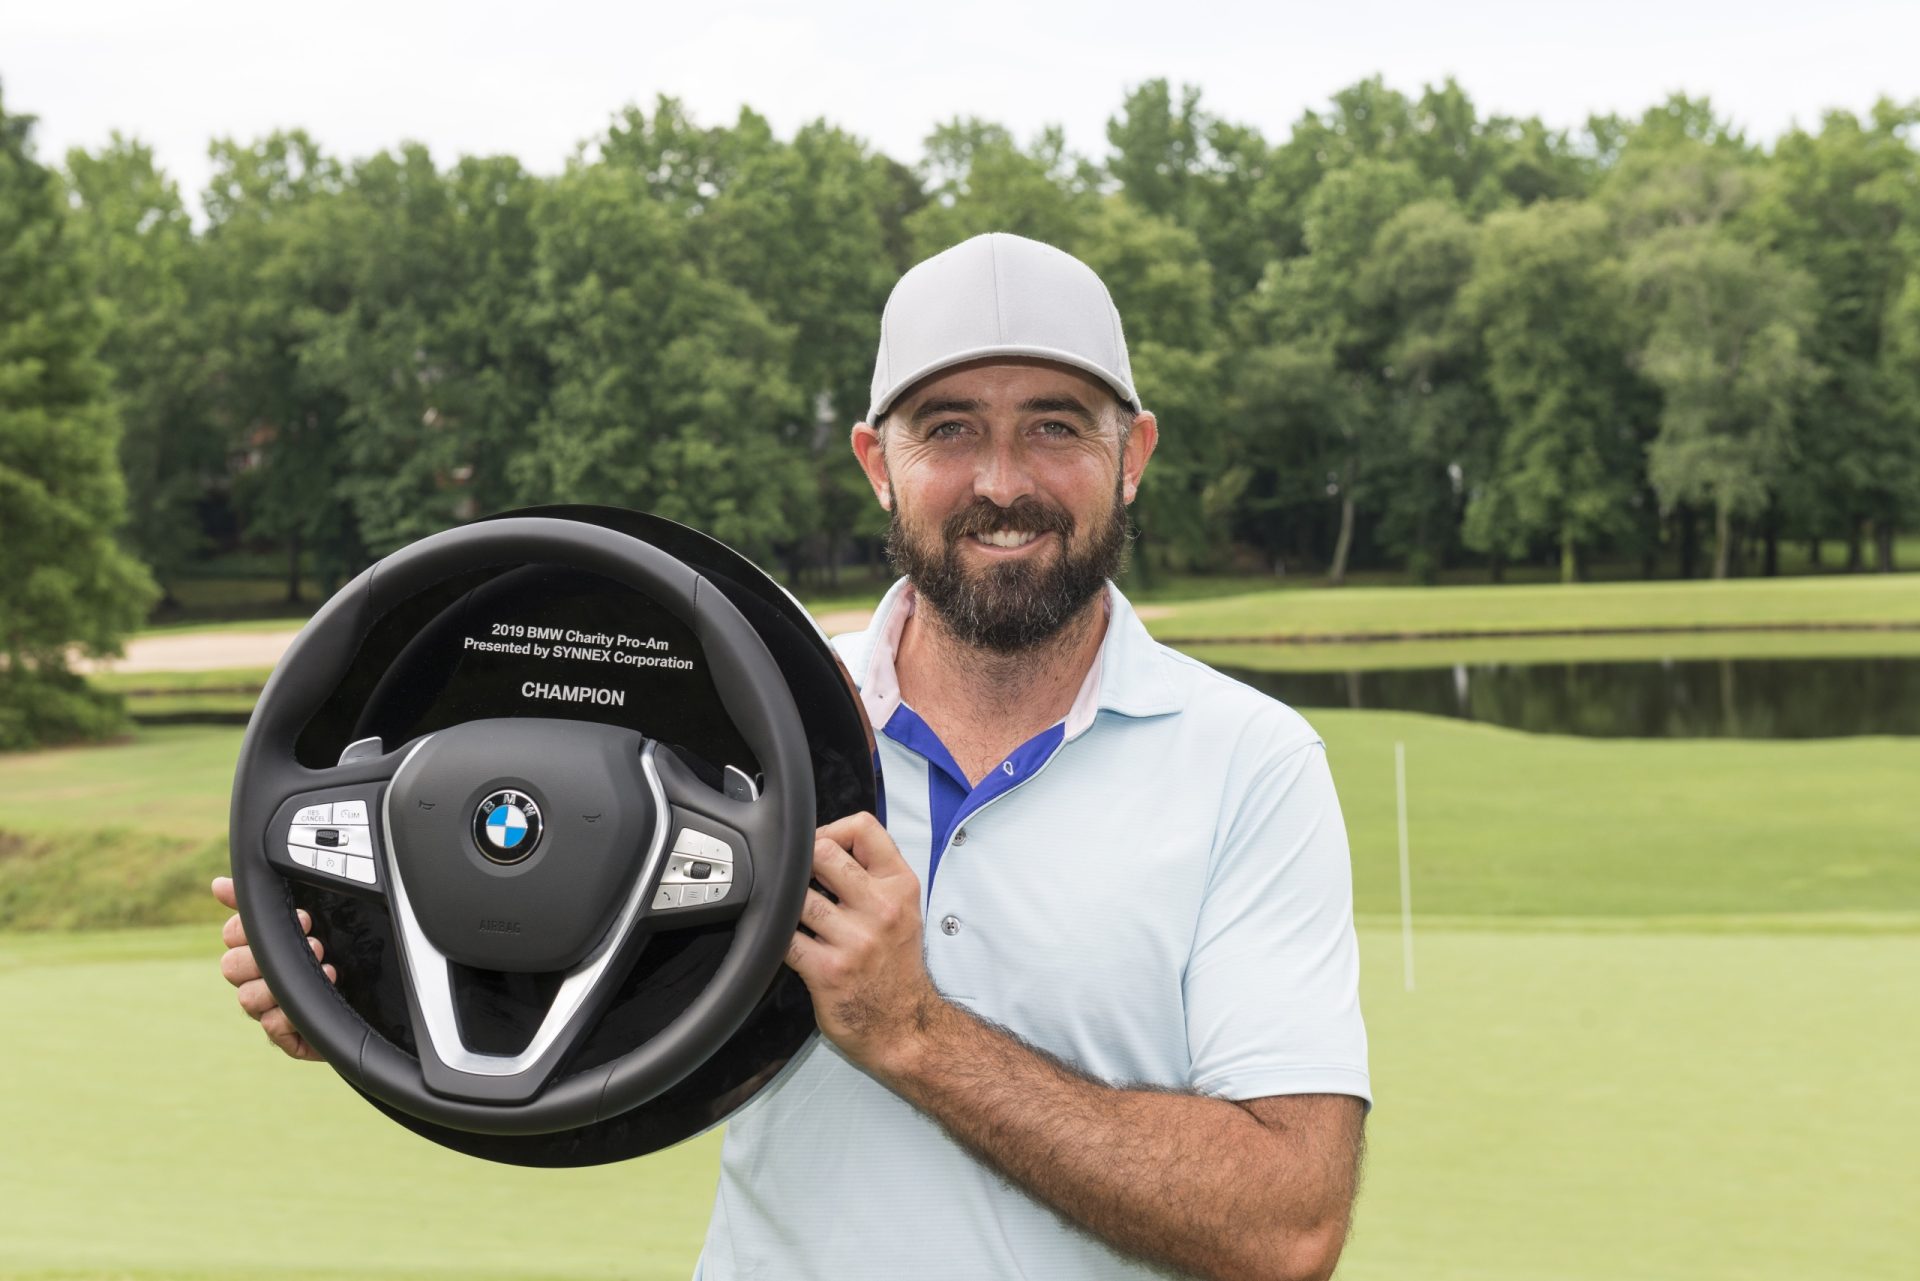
[1395,740,1415,992]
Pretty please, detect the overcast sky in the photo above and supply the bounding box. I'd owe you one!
[6,0,1917,216]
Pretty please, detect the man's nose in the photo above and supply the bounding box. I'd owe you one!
[972,433,1035,508]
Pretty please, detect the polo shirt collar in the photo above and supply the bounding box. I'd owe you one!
[846,577,1183,740]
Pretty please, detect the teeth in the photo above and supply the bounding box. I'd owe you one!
[978,530,1039,549]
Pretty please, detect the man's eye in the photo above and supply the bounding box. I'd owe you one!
[1036,420,1076,436]
[929,421,967,439]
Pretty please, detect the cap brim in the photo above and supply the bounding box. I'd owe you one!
[868,344,1141,423]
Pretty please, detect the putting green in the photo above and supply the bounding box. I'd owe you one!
[1,924,1913,1280]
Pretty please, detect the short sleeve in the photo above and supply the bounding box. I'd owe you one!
[1184,736,1371,1107]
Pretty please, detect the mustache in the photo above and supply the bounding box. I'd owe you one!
[941,496,1075,544]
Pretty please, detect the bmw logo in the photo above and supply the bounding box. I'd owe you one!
[473,789,542,864]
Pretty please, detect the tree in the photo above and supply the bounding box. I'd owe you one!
[1364,198,1492,582]
[1105,80,1208,225]
[1597,108,1781,575]
[0,87,156,748]
[1077,197,1223,573]
[511,162,811,564]
[293,146,548,553]
[1755,102,1920,570]
[1237,159,1444,583]
[199,130,360,597]
[1629,228,1817,576]
[697,117,907,581]
[1459,201,1647,581]
[906,120,1098,257]
[62,135,217,602]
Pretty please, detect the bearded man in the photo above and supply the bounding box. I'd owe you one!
[698,233,1370,1281]
[216,232,1370,1281]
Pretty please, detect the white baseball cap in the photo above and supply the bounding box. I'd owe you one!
[867,232,1140,424]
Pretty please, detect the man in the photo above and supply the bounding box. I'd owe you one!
[215,232,1370,1281]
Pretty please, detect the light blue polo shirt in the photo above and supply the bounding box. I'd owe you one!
[692,578,1369,1281]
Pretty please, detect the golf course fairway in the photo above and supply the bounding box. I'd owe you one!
[2,705,1916,1278]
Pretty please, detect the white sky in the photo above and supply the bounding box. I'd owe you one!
[5,0,1917,216]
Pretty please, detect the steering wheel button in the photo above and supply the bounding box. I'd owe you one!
[293,803,332,826]
[290,825,373,858]
[671,829,731,865]
[333,800,369,825]
[702,883,727,903]
[344,856,376,885]
[653,885,681,910]
[689,861,712,879]
[315,828,344,847]
[317,850,348,878]
[287,844,316,868]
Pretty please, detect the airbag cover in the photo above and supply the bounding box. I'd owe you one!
[385,719,654,971]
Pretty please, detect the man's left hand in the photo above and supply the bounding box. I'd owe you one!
[783,812,945,1078]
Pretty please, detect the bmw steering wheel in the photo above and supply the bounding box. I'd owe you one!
[229,517,815,1137]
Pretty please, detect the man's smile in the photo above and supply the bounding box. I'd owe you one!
[966,529,1055,554]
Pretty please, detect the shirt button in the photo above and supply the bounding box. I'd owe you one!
[950,828,967,846]
[940,915,962,936]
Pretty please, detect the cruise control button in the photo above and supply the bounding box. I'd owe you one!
[314,828,343,848]
[292,803,332,826]
[287,844,316,868]
[289,825,373,857]
[332,800,369,825]
[344,856,376,885]
[672,829,732,865]
[317,850,348,878]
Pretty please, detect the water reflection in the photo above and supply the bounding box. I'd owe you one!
[1217,656,1920,738]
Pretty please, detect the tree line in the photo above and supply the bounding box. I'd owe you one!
[4,76,1920,742]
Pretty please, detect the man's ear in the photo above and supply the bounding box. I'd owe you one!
[850,420,891,510]
[1120,411,1158,505]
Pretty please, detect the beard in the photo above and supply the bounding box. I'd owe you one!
[885,477,1132,654]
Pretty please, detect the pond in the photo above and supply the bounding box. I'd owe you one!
[1212,655,1920,738]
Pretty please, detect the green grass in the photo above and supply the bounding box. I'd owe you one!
[5,715,1915,932]
[0,726,235,837]
[1338,926,1918,1281]
[134,616,310,637]
[1182,629,1920,672]
[0,923,1911,1281]
[0,925,725,1280]
[4,691,1916,1276]
[124,568,1920,648]
[151,575,321,623]
[1316,710,1920,921]
[88,668,275,693]
[1147,571,1920,641]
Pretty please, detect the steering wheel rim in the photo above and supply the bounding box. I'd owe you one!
[230,516,816,1136]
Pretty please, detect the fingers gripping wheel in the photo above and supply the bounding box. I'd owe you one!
[229,515,832,1152]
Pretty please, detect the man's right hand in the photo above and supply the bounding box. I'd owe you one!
[212,875,335,1062]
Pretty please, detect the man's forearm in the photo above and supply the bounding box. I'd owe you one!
[870,996,1357,1281]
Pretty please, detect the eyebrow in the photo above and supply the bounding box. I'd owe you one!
[908,395,1098,426]
[909,397,985,424]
